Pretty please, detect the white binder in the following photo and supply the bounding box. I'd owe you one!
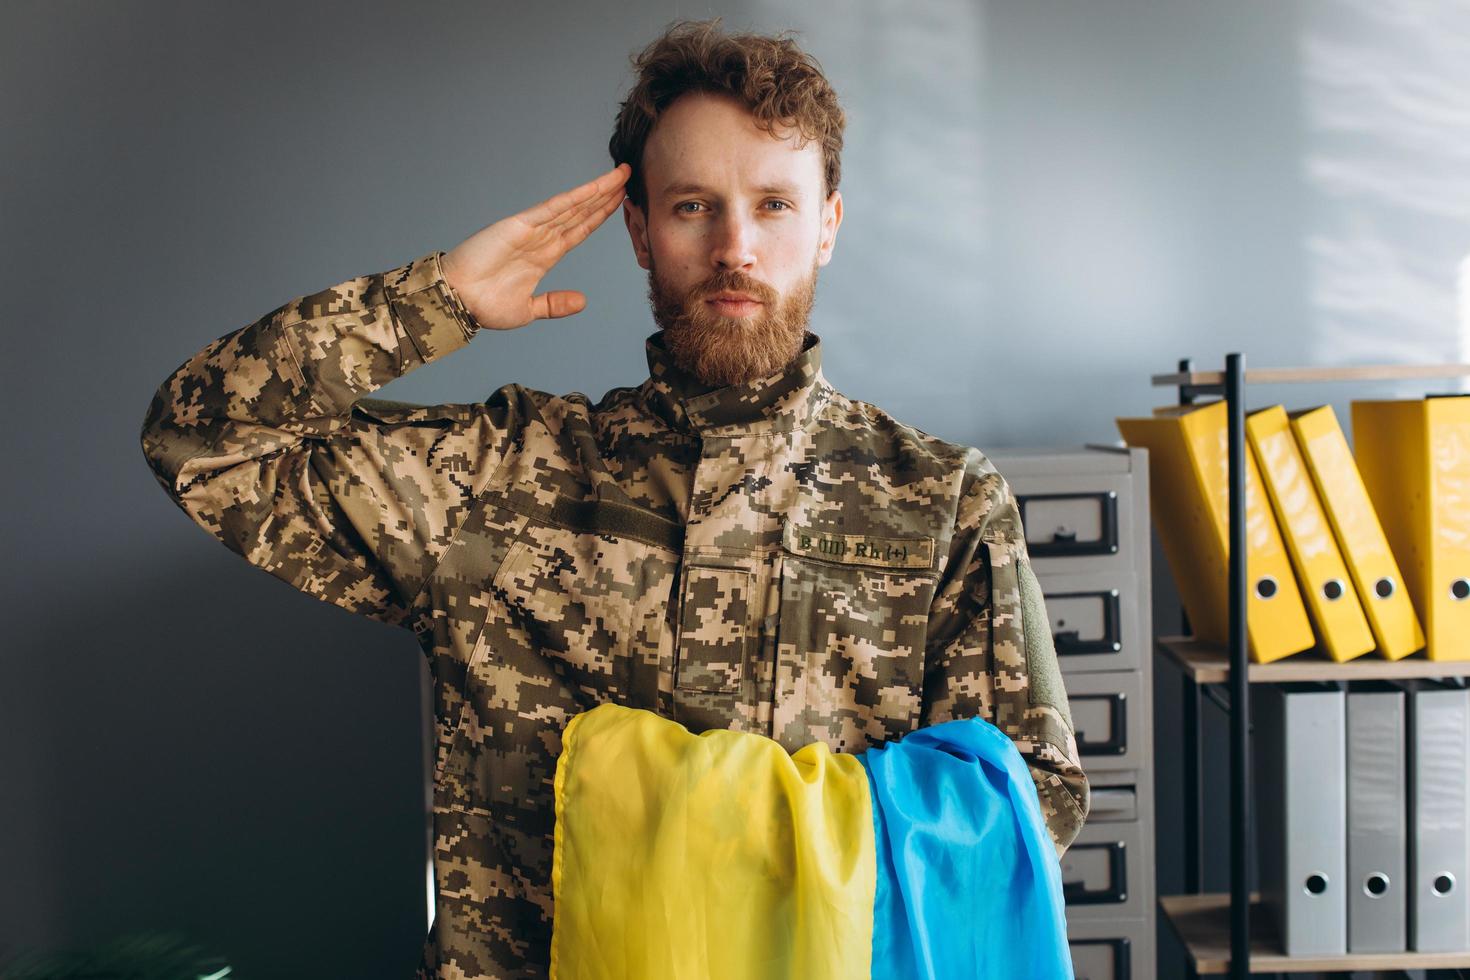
[1404,679,1470,952]
[1254,682,1347,956]
[1346,682,1407,952]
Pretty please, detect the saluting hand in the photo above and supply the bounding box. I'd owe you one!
[440,163,632,331]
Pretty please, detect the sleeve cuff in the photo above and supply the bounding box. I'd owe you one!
[383,251,481,362]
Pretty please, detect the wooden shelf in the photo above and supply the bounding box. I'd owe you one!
[1151,363,1470,388]
[1160,893,1470,974]
[1157,635,1470,685]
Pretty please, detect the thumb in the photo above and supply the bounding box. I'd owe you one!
[531,290,587,321]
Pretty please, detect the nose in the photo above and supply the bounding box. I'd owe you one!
[709,212,757,272]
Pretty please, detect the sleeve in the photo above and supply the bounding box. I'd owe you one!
[920,465,1091,857]
[139,250,521,632]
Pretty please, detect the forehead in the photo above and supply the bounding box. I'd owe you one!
[643,91,823,198]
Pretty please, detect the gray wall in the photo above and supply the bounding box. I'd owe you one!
[4,0,1466,976]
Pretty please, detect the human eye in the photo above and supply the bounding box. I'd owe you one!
[675,201,705,214]
[764,200,792,211]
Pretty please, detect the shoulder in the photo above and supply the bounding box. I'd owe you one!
[351,377,647,435]
[821,390,1014,505]
[348,380,588,430]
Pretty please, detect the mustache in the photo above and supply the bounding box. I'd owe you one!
[689,272,777,305]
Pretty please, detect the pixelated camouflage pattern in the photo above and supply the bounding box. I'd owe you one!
[140,251,1090,979]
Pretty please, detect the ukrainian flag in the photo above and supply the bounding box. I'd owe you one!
[550,704,1073,979]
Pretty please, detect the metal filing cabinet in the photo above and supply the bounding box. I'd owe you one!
[991,445,1156,980]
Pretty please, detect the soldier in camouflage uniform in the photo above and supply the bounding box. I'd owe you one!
[140,19,1087,980]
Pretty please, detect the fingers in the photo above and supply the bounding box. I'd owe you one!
[531,290,588,321]
[544,180,623,235]
[562,185,627,243]
[522,164,631,229]
[548,181,627,241]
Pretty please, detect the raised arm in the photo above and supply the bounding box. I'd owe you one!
[139,164,631,629]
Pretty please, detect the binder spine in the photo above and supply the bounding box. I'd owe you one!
[1346,687,1407,953]
[1407,684,1470,952]
[1256,683,1347,956]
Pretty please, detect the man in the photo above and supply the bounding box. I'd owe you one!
[141,18,1088,979]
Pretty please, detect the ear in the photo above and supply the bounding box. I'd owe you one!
[817,190,843,268]
[623,199,652,271]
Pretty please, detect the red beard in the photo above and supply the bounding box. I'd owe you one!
[647,258,818,387]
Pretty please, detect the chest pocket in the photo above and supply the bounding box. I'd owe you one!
[434,490,682,816]
[771,524,939,753]
[493,495,682,706]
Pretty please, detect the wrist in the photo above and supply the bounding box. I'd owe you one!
[439,248,462,293]
[432,250,481,336]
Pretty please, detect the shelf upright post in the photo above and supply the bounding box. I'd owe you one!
[1177,358,1206,897]
[1225,353,1251,979]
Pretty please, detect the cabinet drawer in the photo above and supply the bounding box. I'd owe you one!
[1069,936,1131,980]
[1087,785,1139,823]
[1067,914,1156,980]
[1061,670,1146,772]
[1062,818,1145,923]
[1011,474,1135,578]
[1034,570,1143,673]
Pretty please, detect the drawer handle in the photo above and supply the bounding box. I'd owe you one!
[1088,787,1137,821]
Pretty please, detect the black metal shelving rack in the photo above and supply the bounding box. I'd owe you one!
[1151,353,1470,979]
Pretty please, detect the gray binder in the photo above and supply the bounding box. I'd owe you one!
[1404,679,1470,953]
[1254,682,1347,956]
[1346,682,1406,952]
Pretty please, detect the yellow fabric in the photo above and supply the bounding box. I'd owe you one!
[549,702,876,980]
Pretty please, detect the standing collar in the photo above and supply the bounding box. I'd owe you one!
[638,331,834,434]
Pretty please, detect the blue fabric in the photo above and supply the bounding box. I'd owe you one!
[858,717,1074,980]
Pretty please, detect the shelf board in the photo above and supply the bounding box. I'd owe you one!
[1157,635,1470,684]
[1151,363,1470,388]
[1159,893,1470,974]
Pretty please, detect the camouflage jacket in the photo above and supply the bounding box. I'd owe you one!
[140,250,1089,979]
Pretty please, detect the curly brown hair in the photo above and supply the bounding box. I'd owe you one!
[609,18,845,212]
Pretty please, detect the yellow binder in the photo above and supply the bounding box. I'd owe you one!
[1289,405,1425,660]
[1117,400,1315,663]
[1350,396,1470,661]
[1246,406,1375,663]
